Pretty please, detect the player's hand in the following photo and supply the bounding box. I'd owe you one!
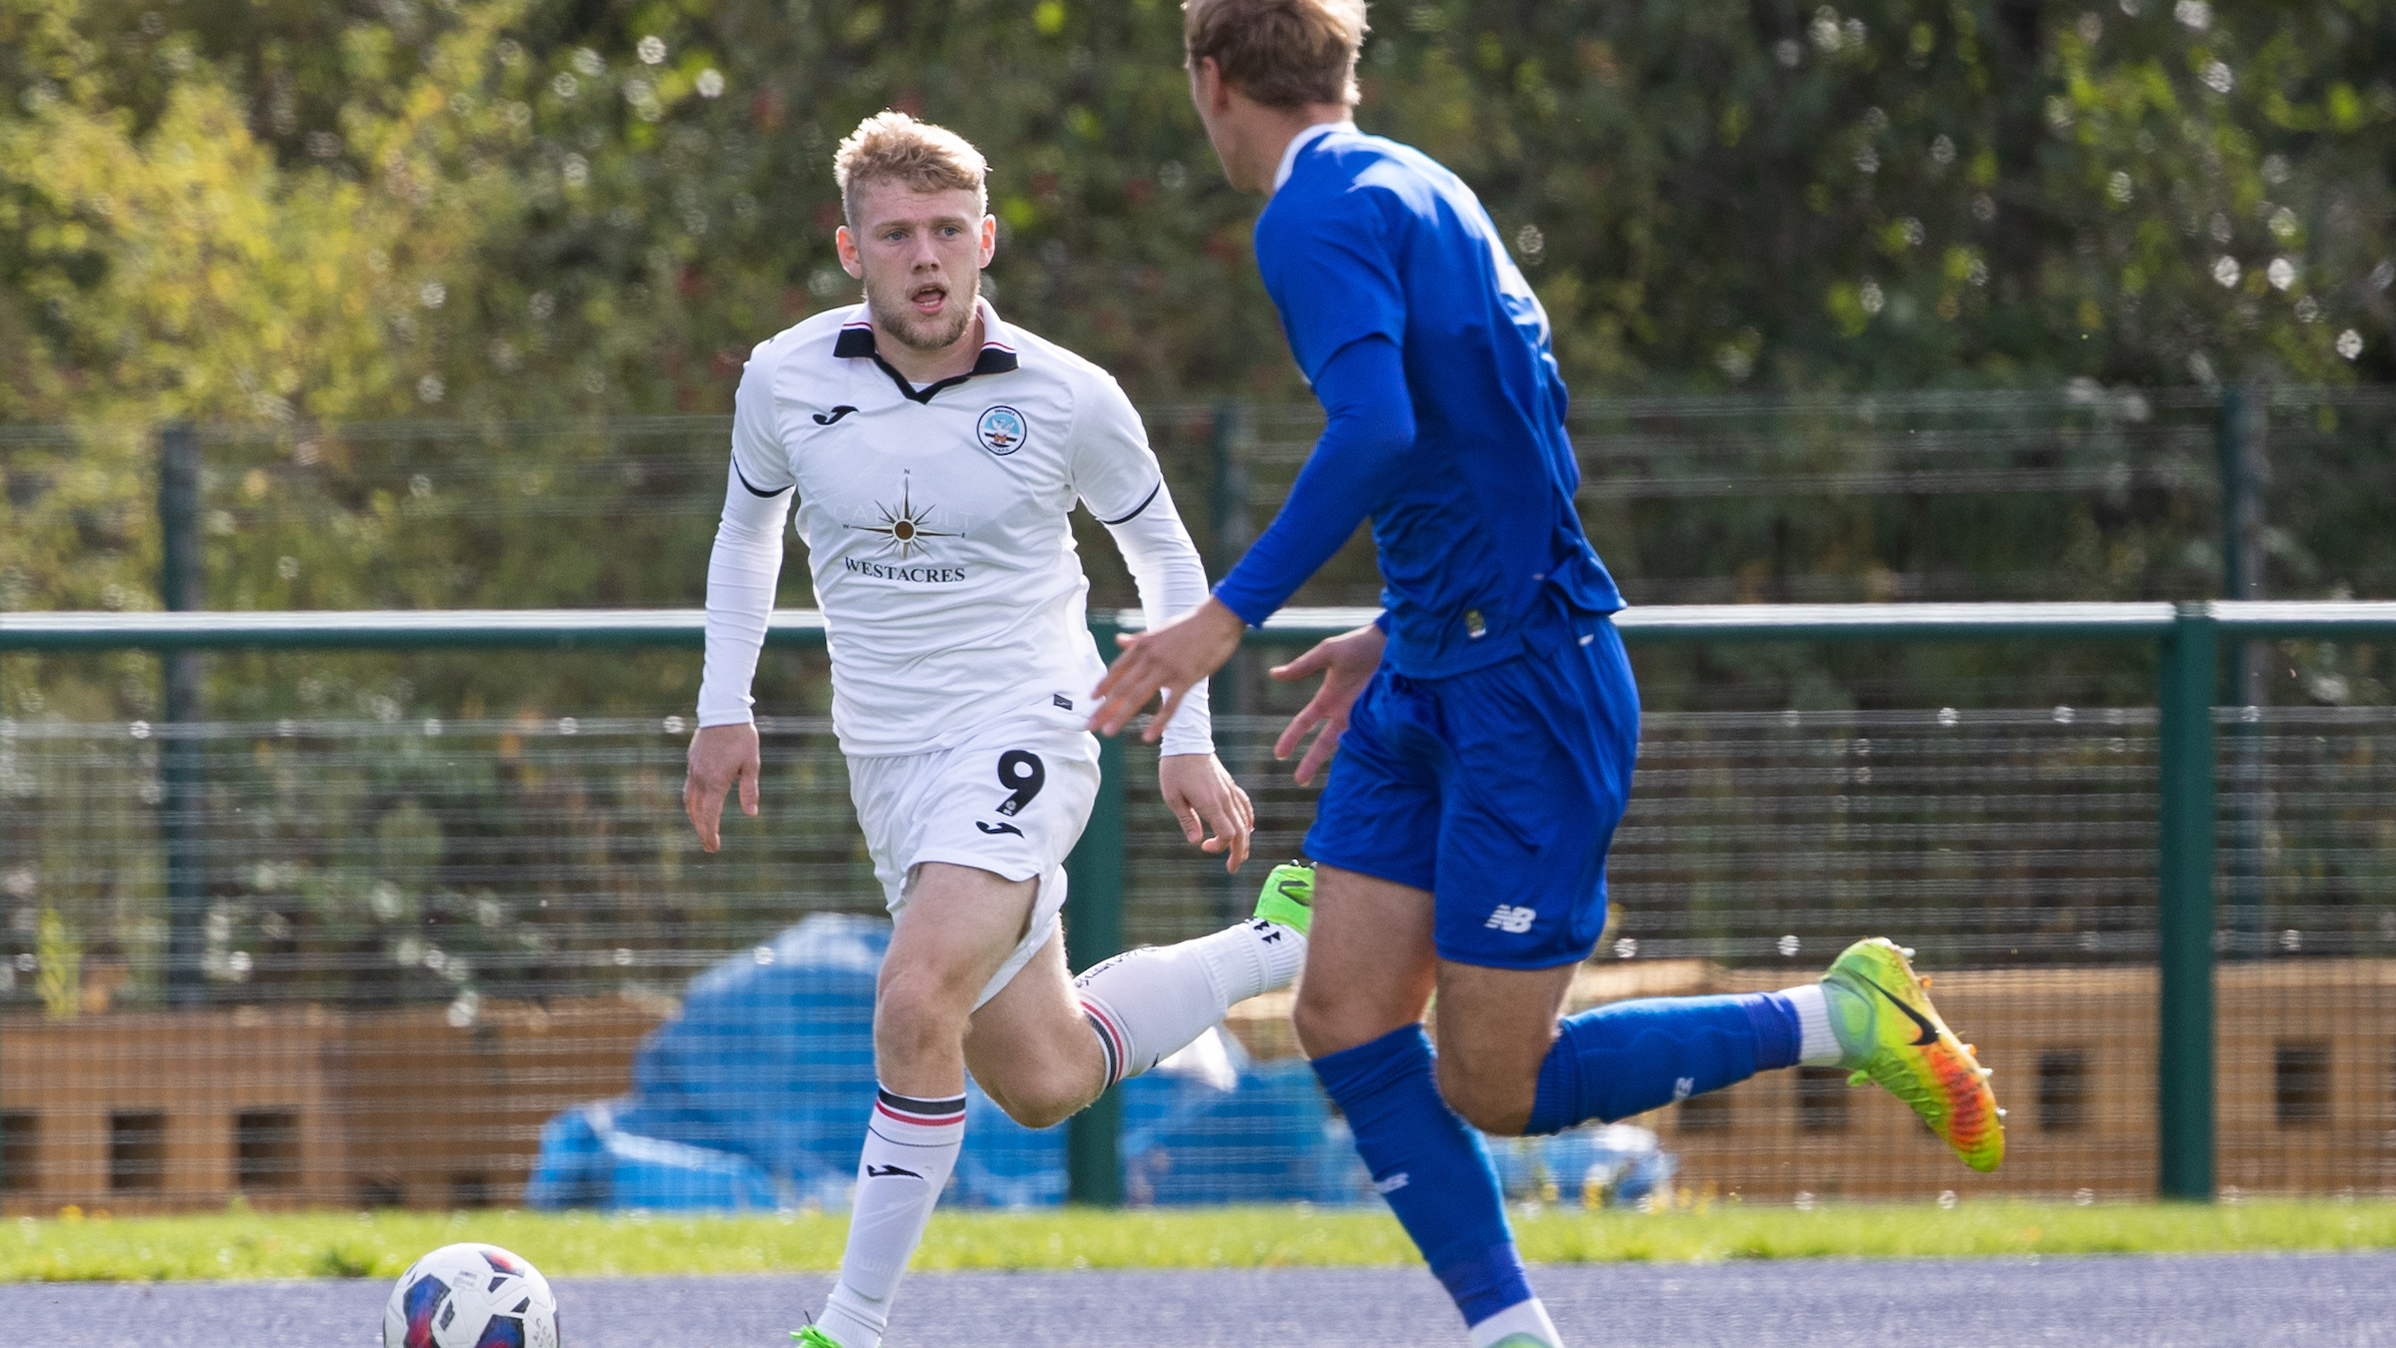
[1270,621,1386,786]
[1089,597,1246,742]
[683,722,762,853]
[1158,752,1255,874]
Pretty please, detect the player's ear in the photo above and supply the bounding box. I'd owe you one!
[835,224,864,279]
[1195,56,1232,115]
[978,215,997,267]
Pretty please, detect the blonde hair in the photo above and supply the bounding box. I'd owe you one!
[1183,0,1368,109]
[833,111,989,225]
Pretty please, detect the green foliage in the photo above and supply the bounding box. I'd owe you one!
[3,0,2391,429]
[3,0,2394,718]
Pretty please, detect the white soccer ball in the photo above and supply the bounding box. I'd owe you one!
[383,1242,561,1348]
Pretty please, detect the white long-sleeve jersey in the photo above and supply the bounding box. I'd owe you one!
[696,297,1214,758]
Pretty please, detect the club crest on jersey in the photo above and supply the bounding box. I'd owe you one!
[976,405,1028,456]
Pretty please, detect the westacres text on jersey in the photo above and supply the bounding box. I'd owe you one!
[843,555,970,584]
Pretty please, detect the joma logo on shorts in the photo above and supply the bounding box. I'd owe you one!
[1483,904,1536,934]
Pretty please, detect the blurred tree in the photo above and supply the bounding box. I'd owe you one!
[0,0,2390,716]
[4,0,2382,426]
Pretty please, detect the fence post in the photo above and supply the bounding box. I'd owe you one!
[1205,401,1251,926]
[158,423,208,1007]
[2217,388,2270,955]
[1064,619,1126,1206]
[2155,602,2218,1201]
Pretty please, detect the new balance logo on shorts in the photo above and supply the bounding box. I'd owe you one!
[1483,904,1536,934]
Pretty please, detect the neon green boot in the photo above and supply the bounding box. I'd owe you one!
[1822,937,2005,1173]
[792,1327,845,1348]
[1252,860,1314,936]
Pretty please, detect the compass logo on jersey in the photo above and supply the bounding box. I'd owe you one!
[848,472,958,559]
[976,405,1028,456]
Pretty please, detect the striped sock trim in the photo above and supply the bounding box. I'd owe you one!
[874,1087,967,1125]
[1081,1000,1128,1087]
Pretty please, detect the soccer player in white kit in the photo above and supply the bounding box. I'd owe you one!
[682,113,1314,1348]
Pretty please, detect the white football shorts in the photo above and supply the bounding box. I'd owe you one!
[845,697,1102,1008]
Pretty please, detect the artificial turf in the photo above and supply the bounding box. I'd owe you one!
[4,1199,2392,1282]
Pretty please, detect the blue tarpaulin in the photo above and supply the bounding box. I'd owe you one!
[527,914,1369,1211]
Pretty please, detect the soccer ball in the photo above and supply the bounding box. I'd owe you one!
[383,1242,561,1348]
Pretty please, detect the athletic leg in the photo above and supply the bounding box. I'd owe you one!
[961,925,1106,1128]
[1294,866,1561,1348]
[814,862,1033,1348]
[1429,958,1807,1137]
[968,865,1314,1128]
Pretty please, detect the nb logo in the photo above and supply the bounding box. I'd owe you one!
[813,405,859,425]
[1373,1172,1410,1195]
[865,1164,922,1179]
[976,821,1024,837]
[1672,1077,1696,1103]
[1483,904,1536,934]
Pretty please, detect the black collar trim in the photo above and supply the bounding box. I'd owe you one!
[832,322,1020,404]
[832,323,876,358]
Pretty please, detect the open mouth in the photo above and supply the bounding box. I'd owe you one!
[908,283,948,316]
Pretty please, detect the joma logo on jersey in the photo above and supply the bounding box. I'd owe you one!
[1483,904,1536,934]
[977,405,1027,455]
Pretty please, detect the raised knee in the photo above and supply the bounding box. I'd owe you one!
[1437,1056,1536,1137]
[982,1071,1088,1131]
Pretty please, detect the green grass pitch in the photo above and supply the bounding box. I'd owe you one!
[5,1200,2393,1282]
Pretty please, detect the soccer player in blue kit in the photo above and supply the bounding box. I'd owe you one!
[1094,3,2007,1344]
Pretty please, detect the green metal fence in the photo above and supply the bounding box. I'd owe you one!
[8,598,2396,1207]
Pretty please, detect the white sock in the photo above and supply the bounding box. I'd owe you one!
[1469,1297,1563,1348]
[815,1087,966,1348]
[1783,982,1842,1066]
[1074,918,1305,1085]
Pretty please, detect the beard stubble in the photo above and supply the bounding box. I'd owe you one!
[864,270,980,352]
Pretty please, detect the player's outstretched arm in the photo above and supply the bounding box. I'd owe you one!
[1271,620,1386,785]
[1158,750,1255,873]
[683,722,763,852]
[1099,336,1415,747]
[1090,597,1247,741]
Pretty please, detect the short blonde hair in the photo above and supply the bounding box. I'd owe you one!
[833,111,989,225]
[1183,0,1368,109]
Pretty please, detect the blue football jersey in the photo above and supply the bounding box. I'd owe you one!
[1254,127,1621,676]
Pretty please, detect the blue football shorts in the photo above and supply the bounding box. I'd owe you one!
[1303,617,1640,970]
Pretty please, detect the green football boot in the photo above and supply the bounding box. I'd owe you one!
[1484,1337,1560,1348]
[1821,937,2005,1173]
[791,1327,845,1348]
[1252,860,1315,936]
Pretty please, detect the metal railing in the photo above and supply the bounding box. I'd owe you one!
[11,599,2396,1204]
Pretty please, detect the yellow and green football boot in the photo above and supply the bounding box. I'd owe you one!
[1822,937,2005,1173]
[1252,860,1314,936]
[792,1327,845,1348]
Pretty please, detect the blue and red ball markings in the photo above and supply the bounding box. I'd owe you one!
[472,1314,527,1348]
[402,1275,450,1348]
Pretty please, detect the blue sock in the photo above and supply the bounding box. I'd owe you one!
[1525,991,1802,1135]
[1313,1025,1531,1327]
